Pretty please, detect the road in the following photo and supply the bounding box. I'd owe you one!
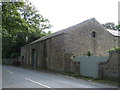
[2,65,118,89]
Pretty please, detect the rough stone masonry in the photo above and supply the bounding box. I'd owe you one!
[20,18,119,75]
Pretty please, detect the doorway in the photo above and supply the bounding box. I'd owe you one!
[31,49,36,67]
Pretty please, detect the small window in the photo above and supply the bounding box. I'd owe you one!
[91,31,96,38]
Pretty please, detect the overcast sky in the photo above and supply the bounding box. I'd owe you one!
[29,0,119,32]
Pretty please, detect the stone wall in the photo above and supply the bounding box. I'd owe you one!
[21,33,80,73]
[21,34,66,72]
[45,34,65,71]
[64,53,80,73]
[64,19,118,57]
[2,58,19,65]
[20,18,119,74]
[62,19,118,73]
[99,51,120,81]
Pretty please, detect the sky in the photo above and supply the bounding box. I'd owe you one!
[29,0,119,33]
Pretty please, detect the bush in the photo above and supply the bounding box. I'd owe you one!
[108,47,120,53]
[87,51,93,56]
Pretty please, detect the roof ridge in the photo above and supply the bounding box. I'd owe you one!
[28,18,100,45]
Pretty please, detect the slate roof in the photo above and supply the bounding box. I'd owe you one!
[29,18,98,44]
[106,29,120,37]
[29,18,120,45]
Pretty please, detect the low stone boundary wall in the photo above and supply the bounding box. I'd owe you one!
[2,58,19,65]
[99,51,120,81]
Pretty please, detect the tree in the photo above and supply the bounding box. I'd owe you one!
[102,22,120,31]
[102,22,117,30]
[2,2,27,58]
[116,24,120,31]
[19,1,52,43]
[2,1,52,58]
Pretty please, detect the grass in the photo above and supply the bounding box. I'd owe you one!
[60,72,120,85]
[95,79,120,86]
[60,72,120,86]
[20,65,46,71]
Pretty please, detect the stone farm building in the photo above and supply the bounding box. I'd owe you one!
[20,18,119,74]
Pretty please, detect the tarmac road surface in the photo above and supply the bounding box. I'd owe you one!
[2,65,118,89]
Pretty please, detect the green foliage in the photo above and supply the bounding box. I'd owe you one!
[102,22,117,30]
[116,24,120,31]
[2,1,52,58]
[46,31,52,36]
[108,47,120,53]
[102,22,120,31]
[87,51,93,56]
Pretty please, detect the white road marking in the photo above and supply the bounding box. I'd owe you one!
[3,68,117,88]
[25,78,52,88]
[4,70,14,74]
